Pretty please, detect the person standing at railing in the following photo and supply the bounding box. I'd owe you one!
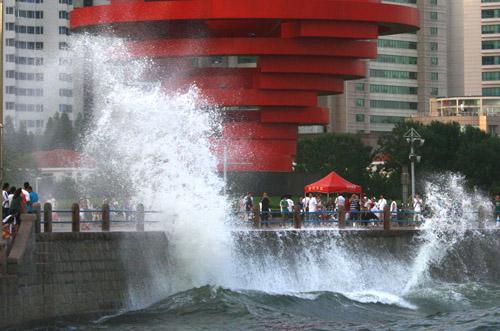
[26,186,39,213]
[244,192,253,221]
[495,195,500,224]
[260,193,270,223]
[413,194,423,224]
[302,194,310,214]
[286,196,294,216]
[335,193,345,212]
[22,182,31,210]
[390,198,399,225]
[2,183,10,219]
[308,194,318,220]
[377,195,387,221]
[9,188,26,229]
[349,194,360,224]
[280,196,288,220]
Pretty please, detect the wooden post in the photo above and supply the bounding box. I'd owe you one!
[43,202,52,233]
[383,205,391,231]
[253,205,261,228]
[102,203,110,232]
[33,203,41,234]
[136,204,145,232]
[293,205,302,229]
[0,242,6,275]
[71,203,80,233]
[478,206,486,229]
[338,206,346,229]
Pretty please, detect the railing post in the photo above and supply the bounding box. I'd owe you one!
[478,206,486,229]
[71,203,80,233]
[136,204,145,232]
[293,205,302,229]
[253,205,261,228]
[43,203,52,233]
[33,203,41,234]
[338,206,346,229]
[102,203,110,232]
[383,205,392,231]
[0,242,6,274]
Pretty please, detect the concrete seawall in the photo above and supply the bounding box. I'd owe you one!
[0,230,170,329]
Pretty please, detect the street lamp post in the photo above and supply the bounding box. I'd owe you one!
[404,128,424,200]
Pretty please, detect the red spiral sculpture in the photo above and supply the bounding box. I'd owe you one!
[71,0,418,172]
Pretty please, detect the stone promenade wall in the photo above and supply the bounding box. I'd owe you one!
[0,231,170,329]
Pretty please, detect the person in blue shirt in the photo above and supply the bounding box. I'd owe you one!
[27,186,39,213]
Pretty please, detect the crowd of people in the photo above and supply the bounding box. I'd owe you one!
[240,192,425,225]
[1,182,39,239]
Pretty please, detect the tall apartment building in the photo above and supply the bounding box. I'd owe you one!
[325,0,448,145]
[449,0,500,97]
[3,0,75,134]
[481,0,500,96]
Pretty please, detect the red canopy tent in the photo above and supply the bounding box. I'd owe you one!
[304,171,362,194]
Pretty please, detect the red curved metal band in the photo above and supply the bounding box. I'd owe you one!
[124,38,377,59]
[71,0,419,33]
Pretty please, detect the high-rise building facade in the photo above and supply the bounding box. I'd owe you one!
[3,0,75,133]
[327,0,448,145]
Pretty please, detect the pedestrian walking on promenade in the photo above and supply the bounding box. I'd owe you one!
[260,193,270,222]
[2,183,10,219]
[495,195,500,224]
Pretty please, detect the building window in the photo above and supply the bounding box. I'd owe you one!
[237,56,257,64]
[430,57,439,65]
[59,104,73,113]
[59,11,69,19]
[482,71,500,80]
[430,72,439,80]
[370,100,418,110]
[59,89,73,97]
[370,84,418,95]
[430,87,439,96]
[377,39,417,50]
[370,116,406,124]
[429,12,438,20]
[59,26,70,35]
[430,42,438,51]
[376,54,418,65]
[483,87,500,96]
[355,98,365,107]
[355,114,365,122]
[482,24,500,34]
[430,27,438,36]
[355,83,365,91]
[370,69,417,80]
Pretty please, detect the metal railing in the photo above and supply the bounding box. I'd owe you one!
[34,203,161,233]
[239,205,489,230]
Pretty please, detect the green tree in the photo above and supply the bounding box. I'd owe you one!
[58,113,75,150]
[2,116,39,185]
[455,136,500,193]
[74,112,85,150]
[295,133,372,186]
[42,116,55,150]
[378,120,500,195]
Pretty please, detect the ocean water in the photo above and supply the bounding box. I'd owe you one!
[14,36,499,331]
[17,273,500,331]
